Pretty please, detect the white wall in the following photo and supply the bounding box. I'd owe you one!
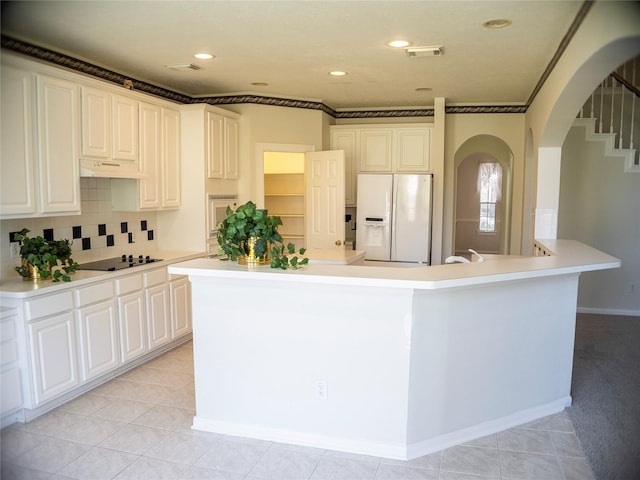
[229,104,325,204]
[526,1,640,240]
[559,125,640,316]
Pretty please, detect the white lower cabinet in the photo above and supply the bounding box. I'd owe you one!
[145,268,171,349]
[28,312,79,405]
[170,275,191,339]
[75,281,119,382]
[1,308,23,417]
[2,262,192,423]
[116,274,147,362]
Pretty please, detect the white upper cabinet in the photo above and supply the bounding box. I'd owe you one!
[1,65,37,216]
[1,64,81,218]
[111,94,139,163]
[395,127,431,172]
[207,111,239,180]
[138,102,163,208]
[162,107,181,207]
[36,74,82,215]
[359,128,394,172]
[111,103,181,211]
[80,87,140,176]
[331,124,432,208]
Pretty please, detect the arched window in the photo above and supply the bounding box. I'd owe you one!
[478,162,502,232]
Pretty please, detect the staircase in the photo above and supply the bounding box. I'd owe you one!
[576,56,640,173]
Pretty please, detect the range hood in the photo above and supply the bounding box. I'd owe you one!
[80,159,146,179]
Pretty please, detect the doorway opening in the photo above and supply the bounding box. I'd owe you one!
[263,151,306,248]
[453,135,513,256]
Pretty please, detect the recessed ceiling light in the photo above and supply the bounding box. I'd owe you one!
[251,82,269,87]
[482,18,512,29]
[193,53,214,60]
[329,71,348,76]
[387,40,411,48]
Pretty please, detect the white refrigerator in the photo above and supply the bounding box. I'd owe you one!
[356,173,433,263]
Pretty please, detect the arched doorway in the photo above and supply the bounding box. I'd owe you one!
[453,135,513,256]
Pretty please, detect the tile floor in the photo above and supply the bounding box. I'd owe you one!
[0,341,595,480]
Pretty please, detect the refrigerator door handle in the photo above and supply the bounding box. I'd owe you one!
[391,180,398,260]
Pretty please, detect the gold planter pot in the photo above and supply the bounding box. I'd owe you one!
[238,237,271,266]
[21,259,49,282]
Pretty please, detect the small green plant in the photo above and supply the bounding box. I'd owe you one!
[13,228,79,282]
[217,200,308,269]
[270,242,309,270]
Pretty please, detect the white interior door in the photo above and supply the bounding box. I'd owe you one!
[305,150,345,249]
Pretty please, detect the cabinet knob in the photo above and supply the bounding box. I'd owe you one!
[335,240,342,246]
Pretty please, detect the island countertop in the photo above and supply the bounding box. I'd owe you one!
[176,239,620,460]
[168,239,619,290]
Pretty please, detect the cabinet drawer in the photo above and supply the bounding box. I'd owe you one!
[75,281,115,307]
[144,268,168,287]
[116,274,143,295]
[0,317,16,342]
[1,340,18,366]
[25,291,73,320]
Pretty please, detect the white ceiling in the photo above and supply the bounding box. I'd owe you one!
[1,1,585,110]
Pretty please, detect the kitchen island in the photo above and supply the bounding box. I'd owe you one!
[168,240,619,460]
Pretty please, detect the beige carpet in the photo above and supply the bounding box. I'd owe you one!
[567,313,640,480]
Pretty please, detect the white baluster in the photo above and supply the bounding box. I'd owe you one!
[599,80,605,133]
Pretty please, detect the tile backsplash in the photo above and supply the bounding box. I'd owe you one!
[0,178,158,280]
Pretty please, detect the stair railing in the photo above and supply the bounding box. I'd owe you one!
[578,57,639,165]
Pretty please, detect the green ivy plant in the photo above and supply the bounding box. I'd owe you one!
[217,200,308,269]
[13,228,79,282]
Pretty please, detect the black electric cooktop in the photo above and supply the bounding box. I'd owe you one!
[79,255,163,271]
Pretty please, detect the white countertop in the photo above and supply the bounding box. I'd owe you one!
[169,240,620,291]
[305,248,365,265]
[0,250,205,298]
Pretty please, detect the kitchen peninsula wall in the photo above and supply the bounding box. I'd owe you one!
[0,178,158,279]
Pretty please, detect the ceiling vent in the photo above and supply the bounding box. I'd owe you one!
[405,46,444,57]
[165,64,201,71]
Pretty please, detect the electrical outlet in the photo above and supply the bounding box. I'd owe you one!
[10,242,21,258]
[315,379,328,400]
[627,282,638,296]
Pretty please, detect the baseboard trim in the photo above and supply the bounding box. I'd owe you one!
[577,307,640,317]
[192,417,407,460]
[192,396,572,461]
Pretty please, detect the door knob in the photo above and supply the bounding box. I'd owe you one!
[335,240,342,246]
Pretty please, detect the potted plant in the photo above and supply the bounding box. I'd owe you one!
[13,228,79,282]
[217,200,308,269]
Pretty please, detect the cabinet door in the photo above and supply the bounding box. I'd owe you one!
[77,300,120,381]
[138,102,162,208]
[170,276,191,339]
[28,312,78,405]
[395,128,431,172]
[146,284,171,349]
[331,129,357,206]
[1,66,37,216]
[162,107,181,207]
[36,75,81,214]
[224,117,239,179]
[359,129,393,172]
[206,112,224,179]
[117,291,147,362]
[81,87,111,159]
[111,94,138,163]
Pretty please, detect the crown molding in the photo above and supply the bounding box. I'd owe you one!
[2,35,527,118]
